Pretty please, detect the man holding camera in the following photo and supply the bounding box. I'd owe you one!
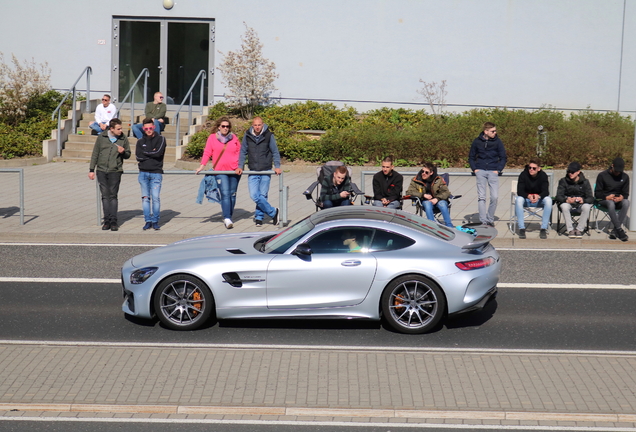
[555,161,594,239]
[320,165,352,208]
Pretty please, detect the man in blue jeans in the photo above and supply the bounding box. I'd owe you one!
[468,122,507,226]
[237,117,280,226]
[515,158,552,239]
[136,118,166,230]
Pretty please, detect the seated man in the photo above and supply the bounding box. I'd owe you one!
[341,231,362,252]
[595,157,630,242]
[131,92,167,139]
[515,158,552,239]
[555,161,593,239]
[320,165,352,208]
[405,162,454,227]
[89,94,117,135]
[372,156,403,209]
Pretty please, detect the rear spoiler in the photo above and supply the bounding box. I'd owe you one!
[460,223,498,250]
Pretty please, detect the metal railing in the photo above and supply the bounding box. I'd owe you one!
[115,68,150,125]
[95,169,288,228]
[51,66,92,157]
[174,70,207,147]
[0,168,25,225]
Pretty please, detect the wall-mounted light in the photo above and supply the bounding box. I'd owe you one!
[163,0,174,10]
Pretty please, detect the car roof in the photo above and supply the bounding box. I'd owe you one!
[308,207,456,241]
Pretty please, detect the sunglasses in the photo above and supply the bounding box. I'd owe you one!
[528,166,539,170]
[143,126,155,131]
[422,170,431,175]
[102,99,109,101]
[219,125,230,129]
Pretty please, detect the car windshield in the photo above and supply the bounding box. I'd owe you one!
[261,216,314,254]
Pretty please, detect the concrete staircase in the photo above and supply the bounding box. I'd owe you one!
[56,111,193,163]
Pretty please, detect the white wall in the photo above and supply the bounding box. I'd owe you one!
[2,0,635,114]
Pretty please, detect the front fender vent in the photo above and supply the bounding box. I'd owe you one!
[222,272,242,287]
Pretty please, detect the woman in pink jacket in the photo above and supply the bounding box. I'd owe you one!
[195,117,242,228]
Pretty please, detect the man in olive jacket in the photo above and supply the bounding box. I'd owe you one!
[88,118,131,231]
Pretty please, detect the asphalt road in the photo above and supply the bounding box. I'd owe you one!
[0,245,634,350]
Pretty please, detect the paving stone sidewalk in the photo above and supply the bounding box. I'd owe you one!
[0,343,635,428]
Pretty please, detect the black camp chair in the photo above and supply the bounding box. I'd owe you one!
[303,161,364,211]
[403,173,462,224]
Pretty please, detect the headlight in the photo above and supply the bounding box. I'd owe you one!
[130,267,158,284]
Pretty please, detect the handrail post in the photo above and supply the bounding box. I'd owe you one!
[85,70,91,113]
[71,88,77,135]
[188,93,193,130]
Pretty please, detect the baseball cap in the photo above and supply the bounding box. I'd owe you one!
[612,157,625,173]
[567,161,581,173]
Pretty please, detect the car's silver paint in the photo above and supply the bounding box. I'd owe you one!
[122,207,500,326]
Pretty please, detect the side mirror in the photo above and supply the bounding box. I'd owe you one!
[292,243,312,256]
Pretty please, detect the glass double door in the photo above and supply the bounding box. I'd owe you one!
[113,18,214,106]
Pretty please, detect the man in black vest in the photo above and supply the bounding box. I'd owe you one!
[237,117,281,226]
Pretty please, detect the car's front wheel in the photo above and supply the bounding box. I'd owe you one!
[381,275,446,334]
[153,274,214,330]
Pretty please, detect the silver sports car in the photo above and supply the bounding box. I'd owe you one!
[122,207,501,334]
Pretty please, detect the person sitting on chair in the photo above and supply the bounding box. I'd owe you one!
[320,165,352,208]
[341,231,362,252]
[555,161,593,239]
[515,157,552,239]
[595,157,630,242]
[372,156,403,209]
[405,162,454,227]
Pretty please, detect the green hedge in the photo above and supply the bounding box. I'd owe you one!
[186,103,634,168]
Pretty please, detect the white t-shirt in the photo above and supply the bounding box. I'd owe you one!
[94,103,117,124]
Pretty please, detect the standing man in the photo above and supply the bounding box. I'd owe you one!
[468,122,507,226]
[555,161,594,239]
[237,117,280,226]
[515,158,552,239]
[595,157,630,241]
[88,118,131,231]
[89,94,117,135]
[372,156,403,209]
[136,118,166,231]
[132,92,167,139]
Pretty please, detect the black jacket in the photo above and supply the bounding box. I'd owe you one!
[372,170,403,202]
[517,166,550,199]
[595,169,630,200]
[468,132,507,173]
[136,133,166,173]
[555,172,593,204]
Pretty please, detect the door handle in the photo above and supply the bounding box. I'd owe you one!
[341,260,361,267]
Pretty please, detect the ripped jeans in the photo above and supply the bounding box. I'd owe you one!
[139,172,162,223]
[216,174,241,220]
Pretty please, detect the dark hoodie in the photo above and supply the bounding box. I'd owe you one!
[468,132,507,173]
[517,165,550,199]
[136,133,166,173]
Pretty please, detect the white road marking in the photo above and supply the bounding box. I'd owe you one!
[2,277,635,290]
[1,340,635,356]
[0,415,633,430]
[498,283,636,289]
[0,277,120,284]
[497,247,636,252]
[0,242,163,247]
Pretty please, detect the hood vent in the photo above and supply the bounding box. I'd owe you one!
[226,248,246,254]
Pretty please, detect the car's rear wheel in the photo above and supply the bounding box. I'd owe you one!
[153,274,214,330]
[381,275,446,334]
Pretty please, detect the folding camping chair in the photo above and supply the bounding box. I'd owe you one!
[302,161,364,211]
[555,202,591,236]
[403,173,462,224]
[508,180,553,235]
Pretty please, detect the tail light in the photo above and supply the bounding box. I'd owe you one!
[455,257,496,271]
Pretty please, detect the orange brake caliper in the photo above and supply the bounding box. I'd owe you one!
[191,291,202,316]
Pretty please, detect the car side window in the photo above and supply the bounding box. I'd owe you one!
[369,229,415,252]
[306,227,374,254]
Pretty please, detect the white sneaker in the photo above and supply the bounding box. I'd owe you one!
[224,218,233,229]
